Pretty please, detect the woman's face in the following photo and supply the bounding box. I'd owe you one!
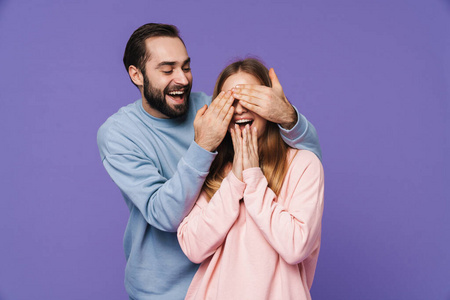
[221,72,267,138]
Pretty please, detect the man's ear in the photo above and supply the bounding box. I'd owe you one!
[129,65,144,87]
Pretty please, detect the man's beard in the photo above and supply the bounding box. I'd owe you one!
[143,73,191,119]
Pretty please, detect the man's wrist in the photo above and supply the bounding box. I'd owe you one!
[279,106,298,130]
[195,139,214,152]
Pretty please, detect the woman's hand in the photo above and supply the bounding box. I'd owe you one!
[242,125,259,170]
[230,124,244,181]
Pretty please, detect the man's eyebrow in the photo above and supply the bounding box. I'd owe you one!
[156,61,176,68]
[156,58,191,68]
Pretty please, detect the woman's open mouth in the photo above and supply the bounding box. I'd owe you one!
[235,119,253,130]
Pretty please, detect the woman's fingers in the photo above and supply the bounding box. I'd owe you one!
[231,124,244,180]
[252,127,258,153]
[242,124,259,169]
[242,125,250,166]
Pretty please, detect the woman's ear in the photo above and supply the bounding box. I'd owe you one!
[128,65,144,87]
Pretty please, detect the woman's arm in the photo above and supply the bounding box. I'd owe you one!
[177,171,245,264]
[243,150,324,265]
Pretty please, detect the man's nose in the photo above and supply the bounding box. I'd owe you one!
[174,69,189,86]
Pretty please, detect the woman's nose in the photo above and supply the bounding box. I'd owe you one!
[233,100,247,114]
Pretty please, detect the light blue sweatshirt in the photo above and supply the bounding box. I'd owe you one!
[97,92,321,299]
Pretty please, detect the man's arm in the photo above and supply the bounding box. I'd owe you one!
[97,93,234,233]
[277,107,322,161]
[231,68,322,160]
[98,126,214,233]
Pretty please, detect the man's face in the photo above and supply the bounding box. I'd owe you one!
[141,37,192,119]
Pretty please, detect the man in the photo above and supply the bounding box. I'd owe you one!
[97,23,321,299]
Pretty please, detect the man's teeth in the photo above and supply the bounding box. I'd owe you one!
[168,91,184,96]
[235,119,252,124]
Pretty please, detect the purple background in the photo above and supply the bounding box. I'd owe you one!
[1,0,449,299]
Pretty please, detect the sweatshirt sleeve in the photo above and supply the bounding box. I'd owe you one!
[178,171,245,264]
[98,121,216,233]
[242,150,324,265]
[278,105,322,161]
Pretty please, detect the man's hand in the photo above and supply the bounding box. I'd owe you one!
[194,91,234,152]
[232,68,297,130]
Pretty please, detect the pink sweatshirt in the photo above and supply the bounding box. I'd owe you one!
[177,149,324,300]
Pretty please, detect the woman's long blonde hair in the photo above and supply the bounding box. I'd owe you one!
[203,58,292,200]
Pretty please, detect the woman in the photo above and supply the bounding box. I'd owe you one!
[177,58,324,300]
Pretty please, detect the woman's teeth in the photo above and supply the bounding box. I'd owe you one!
[235,119,252,124]
[235,119,253,127]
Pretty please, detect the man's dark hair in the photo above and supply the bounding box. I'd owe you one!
[123,23,183,74]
